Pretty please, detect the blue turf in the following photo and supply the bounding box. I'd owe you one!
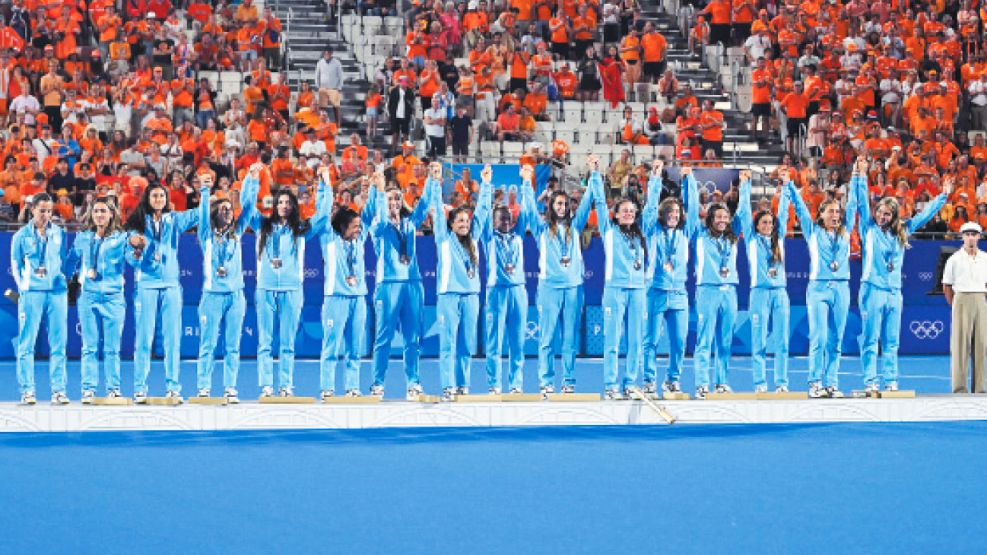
[0,355,954,400]
[0,422,984,554]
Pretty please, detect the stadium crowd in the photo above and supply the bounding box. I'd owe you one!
[0,0,982,237]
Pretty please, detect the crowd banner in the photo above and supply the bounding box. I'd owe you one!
[0,233,952,359]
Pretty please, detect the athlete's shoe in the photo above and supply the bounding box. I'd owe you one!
[864,383,880,395]
[488,387,502,395]
[642,381,657,395]
[224,387,240,404]
[165,390,184,404]
[508,387,524,394]
[106,390,122,398]
[774,385,789,393]
[754,384,768,393]
[81,390,96,404]
[560,384,576,394]
[605,388,625,401]
[259,386,275,398]
[455,386,470,396]
[826,386,844,399]
[808,382,827,398]
[714,384,733,394]
[320,389,335,401]
[885,381,899,392]
[20,391,36,405]
[662,381,682,394]
[695,385,709,400]
[441,387,456,402]
[344,389,362,398]
[539,385,555,397]
[51,391,70,405]
[278,387,293,398]
[370,384,385,398]
[197,388,210,398]
[134,391,148,404]
[405,384,423,401]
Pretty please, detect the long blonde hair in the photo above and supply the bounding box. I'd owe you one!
[876,197,910,247]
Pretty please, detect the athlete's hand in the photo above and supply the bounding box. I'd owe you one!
[520,164,534,181]
[587,154,599,172]
[651,159,664,176]
[248,162,265,178]
[429,161,443,180]
[481,164,493,183]
[680,166,692,177]
[129,234,146,250]
[740,169,752,182]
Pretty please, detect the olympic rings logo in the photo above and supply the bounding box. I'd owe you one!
[909,320,944,339]
[303,268,319,278]
[918,272,933,282]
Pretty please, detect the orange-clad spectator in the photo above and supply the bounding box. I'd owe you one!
[640,22,667,84]
[549,14,570,59]
[554,63,578,99]
[699,100,724,157]
[365,83,382,138]
[523,83,548,120]
[620,28,642,86]
[780,81,809,153]
[702,0,733,45]
[234,0,259,23]
[494,103,521,142]
[750,57,772,141]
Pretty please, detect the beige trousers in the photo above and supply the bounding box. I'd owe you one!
[950,292,987,393]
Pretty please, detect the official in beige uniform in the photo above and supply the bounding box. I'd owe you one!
[942,222,987,393]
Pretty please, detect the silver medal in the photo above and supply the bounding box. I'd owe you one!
[400,255,411,265]
[154,253,161,263]
[505,263,515,275]
[830,261,839,272]
[767,267,778,278]
[719,266,729,278]
[560,256,571,268]
[35,266,47,277]
[887,262,894,272]
[87,268,97,280]
[271,258,282,269]
[217,267,228,277]
[663,261,674,273]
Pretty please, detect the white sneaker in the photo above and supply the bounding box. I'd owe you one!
[808,382,827,398]
[278,387,294,398]
[714,384,733,394]
[197,388,210,398]
[107,390,122,398]
[165,390,184,404]
[754,384,768,393]
[605,388,625,401]
[406,384,423,400]
[662,381,682,394]
[134,391,148,404]
[224,387,240,404]
[488,387,502,394]
[370,384,385,397]
[642,382,657,395]
[561,384,575,394]
[826,386,844,399]
[774,385,789,393]
[508,387,523,394]
[345,389,362,398]
[441,387,456,401]
[864,383,880,395]
[20,391,36,405]
[456,386,470,396]
[81,390,96,404]
[51,391,70,405]
[320,389,335,401]
[695,385,709,400]
[885,381,899,392]
[259,386,275,398]
[539,385,555,397]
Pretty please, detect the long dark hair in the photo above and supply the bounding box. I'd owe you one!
[546,190,571,241]
[258,189,308,256]
[125,183,171,233]
[385,185,412,218]
[210,197,236,240]
[612,197,646,251]
[704,202,737,243]
[86,196,122,235]
[447,205,478,267]
[754,209,783,263]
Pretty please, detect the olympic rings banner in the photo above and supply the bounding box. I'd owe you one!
[0,233,952,359]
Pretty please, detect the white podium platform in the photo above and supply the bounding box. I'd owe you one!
[1,395,987,432]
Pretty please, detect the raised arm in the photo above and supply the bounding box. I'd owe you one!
[642,159,664,236]
[239,163,265,233]
[521,175,545,236]
[851,157,872,233]
[683,167,700,236]
[844,164,858,234]
[910,180,950,234]
[784,179,814,238]
[198,174,214,242]
[475,164,494,242]
[776,182,792,239]
[590,157,611,234]
[428,170,448,242]
[305,169,333,239]
[736,169,753,239]
[411,162,442,229]
[572,155,600,233]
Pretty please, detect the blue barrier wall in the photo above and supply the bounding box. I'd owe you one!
[0,232,952,359]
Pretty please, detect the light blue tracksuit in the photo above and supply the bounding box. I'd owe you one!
[127,208,200,394]
[318,184,376,393]
[11,221,69,394]
[855,176,946,387]
[429,177,486,390]
[522,178,595,389]
[369,180,434,390]
[641,175,696,386]
[240,178,329,389]
[588,172,647,391]
[738,178,791,389]
[690,173,743,388]
[786,179,857,388]
[478,179,532,391]
[195,178,258,391]
[65,229,128,393]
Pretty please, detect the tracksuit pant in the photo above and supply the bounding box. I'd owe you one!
[602,286,646,391]
[16,290,67,394]
[372,281,424,388]
[256,289,304,389]
[134,286,183,394]
[806,280,850,388]
[643,288,689,385]
[694,284,737,388]
[485,284,528,391]
[749,287,790,388]
[79,290,125,393]
[320,295,367,393]
[536,284,583,389]
[437,292,479,390]
[197,290,247,390]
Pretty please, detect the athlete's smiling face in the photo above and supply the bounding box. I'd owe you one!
[344,218,362,241]
[215,200,234,227]
[821,201,841,231]
[276,194,293,219]
[615,200,637,226]
[386,190,403,218]
[149,188,168,212]
[493,207,513,234]
[663,204,681,228]
[756,212,774,236]
[32,199,53,228]
[91,201,111,228]
[551,194,569,219]
[452,210,471,237]
[711,207,730,233]
[875,203,894,228]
